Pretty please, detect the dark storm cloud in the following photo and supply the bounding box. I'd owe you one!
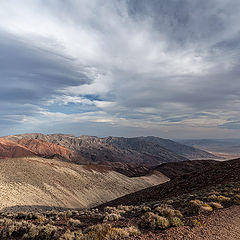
[0,30,91,126]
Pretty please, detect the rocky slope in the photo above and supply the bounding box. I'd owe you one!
[99,158,240,208]
[0,139,37,158]
[136,136,218,159]
[154,159,217,179]
[0,157,169,210]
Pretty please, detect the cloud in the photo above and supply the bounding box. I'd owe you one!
[1,0,240,138]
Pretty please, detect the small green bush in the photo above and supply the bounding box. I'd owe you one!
[169,217,184,227]
[139,212,169,230]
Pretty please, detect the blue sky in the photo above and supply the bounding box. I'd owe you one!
[1,0,240,138]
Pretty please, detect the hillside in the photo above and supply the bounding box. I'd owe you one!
[0,157,169,210]
[99,158,240,208]
[10,138,85,163]
[0,139,37,158]
[137,136,218,159]
[154,159,217,179]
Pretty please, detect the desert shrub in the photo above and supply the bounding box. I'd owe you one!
[233,194,240,205]
[103,213,121,222]
[123,226,140,236]
[23,224,57,240]
[139,212,169,230]
[199,204,213,213]
[71,210,80,216]
[192,219,202,226]
[207,195,231,203]
[155,205,174,217]
[208,191,220,196]
[58,210,73,220]
[174,210,183,218]
[188,200,203,213]
[141,206,151,212]
[83,224,139,240]
[36,215,47,224]
[59,229,83,240]
[209,202,223,209]
[104,207,118,214]
[169,217,184,227]
[166,199,174,205]
[188,200,213,214]
[0,219,34,238]
[68,218,81,227]
[155,205,183,219]
[16,212,39,220]
[117,205,133,212]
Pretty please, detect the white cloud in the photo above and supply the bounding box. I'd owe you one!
[1,0,240,137]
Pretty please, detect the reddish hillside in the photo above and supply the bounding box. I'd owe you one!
[9,138,85,163]
[99,158,240,208]
[0,139,37,158]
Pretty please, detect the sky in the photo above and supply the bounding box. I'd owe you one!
[1,0,240,139]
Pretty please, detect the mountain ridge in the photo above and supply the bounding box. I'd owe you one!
[2,133,218,165]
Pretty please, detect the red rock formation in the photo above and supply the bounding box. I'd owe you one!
[0,139,37,158]
[15,138,82,162]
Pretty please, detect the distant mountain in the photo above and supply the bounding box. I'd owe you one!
[2,134,217,169]
[107,136,217,159]
[3,133,189,166]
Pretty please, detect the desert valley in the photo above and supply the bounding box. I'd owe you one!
[0,133,238,239]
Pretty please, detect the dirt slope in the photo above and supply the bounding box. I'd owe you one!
[0,157,169,210]
[99,158,240,208]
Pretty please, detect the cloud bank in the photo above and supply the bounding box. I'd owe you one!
[0,0,240,138]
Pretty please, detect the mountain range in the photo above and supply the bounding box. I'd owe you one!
[2,133,218,166]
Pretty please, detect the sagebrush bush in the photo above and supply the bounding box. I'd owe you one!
[83,223,139,240]
[0,219,34,238]
[209,202,223,209]
[68,218,81,227]
[139,212,169,230]
[207,195,231,203]
[103,213,121,222]
[200,204,213,213]
[169,217,184,227]
[23,224,57,240]
[154,205,183,219]
[59,229,83,240]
